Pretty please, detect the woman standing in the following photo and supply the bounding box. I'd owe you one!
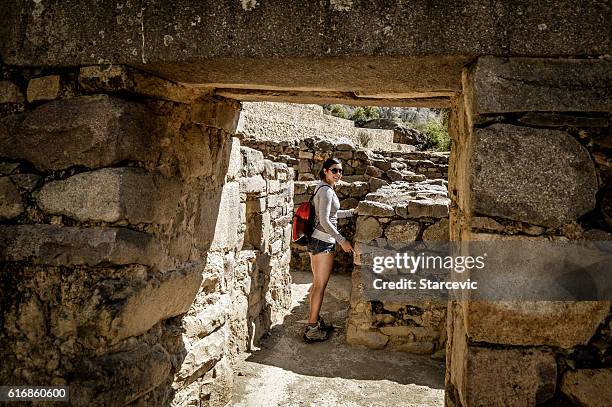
[304,158,357,343]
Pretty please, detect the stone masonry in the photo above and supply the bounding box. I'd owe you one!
[445,57,611,407]
[348,181,450,357]
[0,64,292,406]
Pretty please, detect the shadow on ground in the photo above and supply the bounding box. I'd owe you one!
[247,271,445,387]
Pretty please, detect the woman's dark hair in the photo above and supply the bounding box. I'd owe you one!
[318,157,342,180]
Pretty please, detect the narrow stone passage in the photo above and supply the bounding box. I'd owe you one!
[231,271,445,407]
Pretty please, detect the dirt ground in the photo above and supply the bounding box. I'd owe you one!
[231,271,445,407]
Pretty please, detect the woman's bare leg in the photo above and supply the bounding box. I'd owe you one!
[308,252,334,324]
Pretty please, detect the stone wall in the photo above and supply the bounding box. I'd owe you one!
[241,137,448,183]
[347,181,450,356]
[241,136,449,274]
[229,147,294,356]
[238,101,414,151]
[446,56,612,407]
[0,64,292,406]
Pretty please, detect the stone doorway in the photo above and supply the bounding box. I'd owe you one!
[1,2,610,403]
[232,101,451,405]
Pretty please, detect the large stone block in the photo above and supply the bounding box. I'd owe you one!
[471,124,597,227]
[225,137,242,181]
[356,200,394,217]
[468,57,611,114]
[241,147,265,176]
[107,262,203,343]
[0,95,162,171]
[365,165,384,178]
[36,168,180,223]
[395,342,435,354]
[0,225,161,267]
[384,220,420,242]
[561,368,612,407]
[3,1,610,86]
[210,182,240,251]
[267,180,282,194]
[190,99,242,133]
[239,175,266,193]
[369,177,388,192]
[355,216,383,243]
[183,294,229,339]
[173,354,232,407]
[176,325,226,383]
[79,65,205,103]
[464,301,610,349]
[463,347,557,406]
[0,177,24,220]
[407,198,449,218]
[423,218,450,241]
[347,181,370,198]
[346,324,388,349]
[70,344,172,406]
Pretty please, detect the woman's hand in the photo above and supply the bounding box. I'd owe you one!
[352,207,358,216]
[340,240,353,253]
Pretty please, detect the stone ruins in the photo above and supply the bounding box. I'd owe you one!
[0,1,611,406]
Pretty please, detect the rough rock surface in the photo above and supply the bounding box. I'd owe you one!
[471,124,597,227]
[469,57,611,113]
[27,75,61,102]
[70,344,173,406]
[0,80,24,103]
[462,347,557,406]
[464,301,610,349]
[0,95,163,171]
[36,168,181,223]
[0,225,161,267]
[561,368,612,407]
[2,1,608,97]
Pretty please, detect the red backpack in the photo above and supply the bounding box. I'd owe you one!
[292,185,330,246]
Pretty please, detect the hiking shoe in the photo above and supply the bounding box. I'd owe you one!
[303,324,330,343]
[317,316,334,332]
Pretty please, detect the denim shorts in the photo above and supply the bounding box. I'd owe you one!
[308,237,335,255]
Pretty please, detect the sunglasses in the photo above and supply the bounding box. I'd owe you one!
[329,168,343,174]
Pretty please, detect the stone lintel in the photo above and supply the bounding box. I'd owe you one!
[2,1,609,94]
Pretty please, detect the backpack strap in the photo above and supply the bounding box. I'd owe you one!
[309,184,332,230]
[309,184,331,202]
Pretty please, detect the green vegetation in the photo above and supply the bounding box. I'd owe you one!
[356,130,373,148]
[418,119,451,152]
[326,104,349,119]
[322,104,451,152]
[350,106,379,123]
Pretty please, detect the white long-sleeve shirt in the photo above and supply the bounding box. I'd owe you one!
[311,181,355,244]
